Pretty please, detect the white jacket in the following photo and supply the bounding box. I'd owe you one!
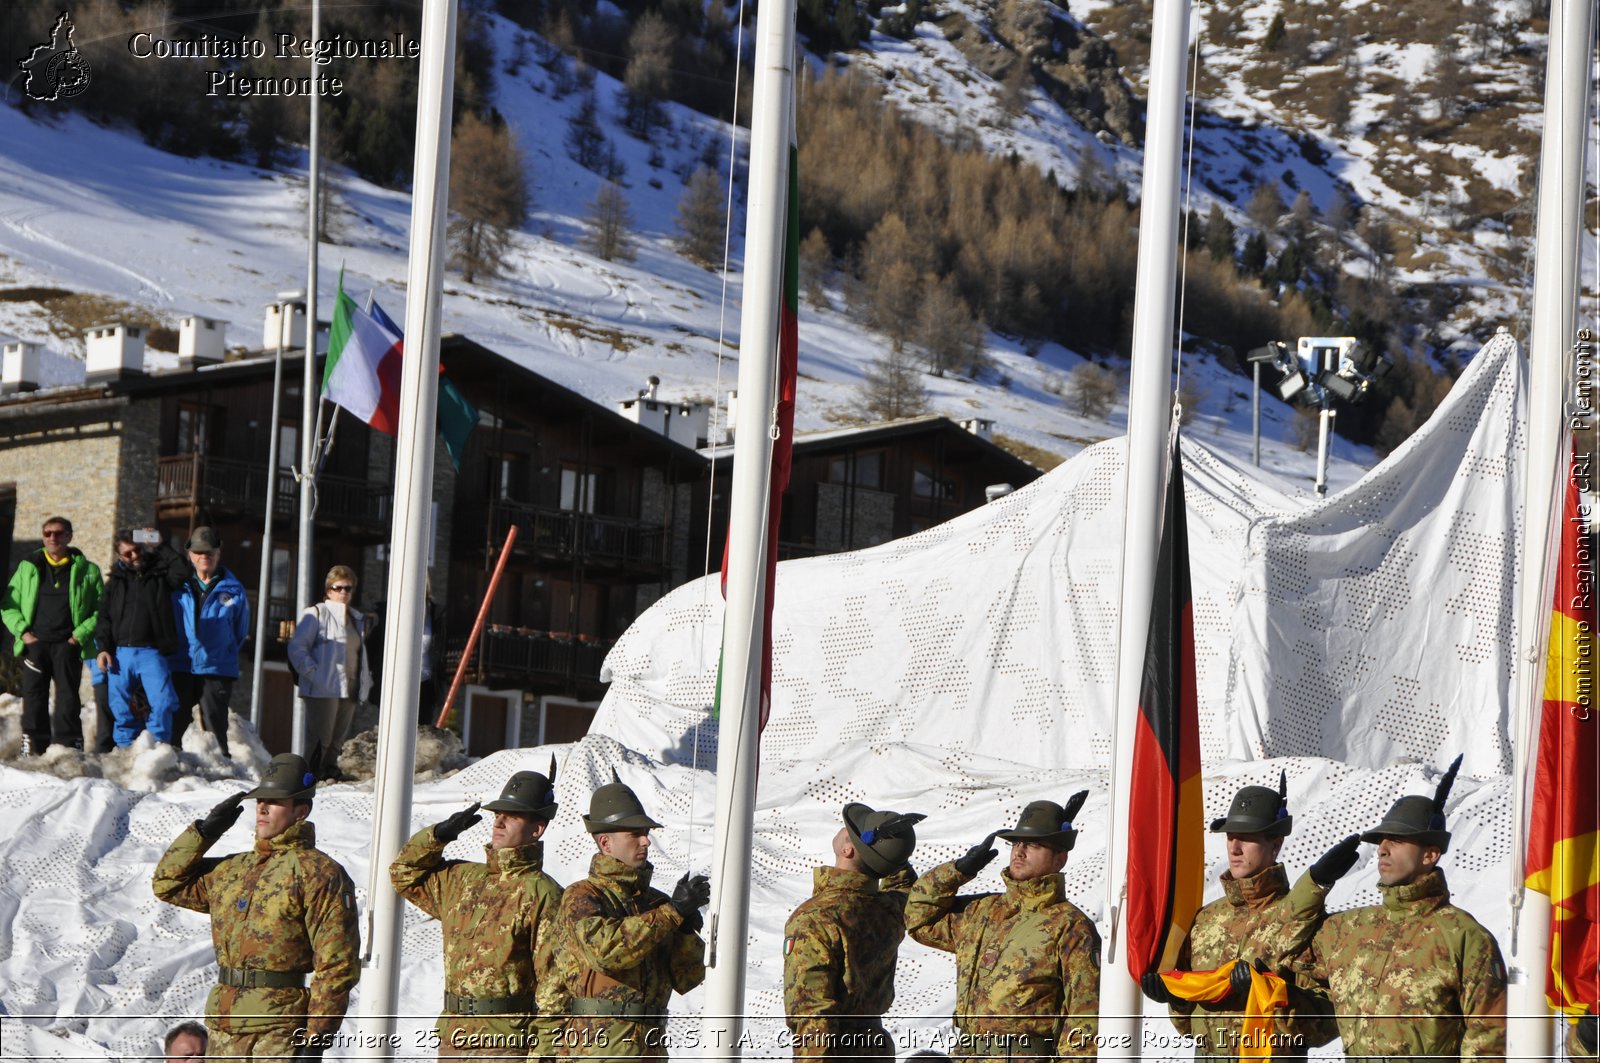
[287,601,372,701]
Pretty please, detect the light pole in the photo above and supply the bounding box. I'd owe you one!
[1248,336,1388,493]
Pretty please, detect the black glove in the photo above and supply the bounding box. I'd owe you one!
[1139,971,1171,1004]
[433,801,483,843]
[1308,833,1361,887]
[1227,959,1254,1003]
[196,792,246,841]
[953,831,1001,877]
[679,907,705,935]
[670,873,711,919]
[1576,1012,1596,1055]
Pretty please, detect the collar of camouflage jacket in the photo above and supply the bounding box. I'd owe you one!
[484,840,544,875]
[1377,866,1449,914]
[590,853,655,894]
[254,818,315,855]
[1000,868,1065,909]
[812,865,877,896]
[1220,862,1289,908]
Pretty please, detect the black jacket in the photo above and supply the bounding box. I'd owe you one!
[95,544,191,657]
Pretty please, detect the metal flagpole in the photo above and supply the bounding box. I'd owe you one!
[1100,0,1191,1055]
[698,0,794,1054]
[293,0,322,761]
[249,297,293,729]
[1506,0,1594,1055]
[350,0,454,1038]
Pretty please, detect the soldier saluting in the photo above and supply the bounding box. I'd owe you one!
[905,792,1101,1059]
[1142,773,1335,1058]
[550,771,708,1060]
[1288,755,1507,1058]
[783,802,925,1060]
[153,753,360,1060]
[390,759,566,1059]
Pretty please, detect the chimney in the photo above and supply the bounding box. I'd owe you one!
[726,389,739,440]
[646,375,660,400]
[262,291,307,351]
[179,314,227,365]
[84,323,147,382]
[959,416,995,441]
[985,483,1015,502]
[1,337,41,394]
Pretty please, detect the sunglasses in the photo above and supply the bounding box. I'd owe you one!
[41,529,69,538]
[118,548,141,561]
[328,584,354,593]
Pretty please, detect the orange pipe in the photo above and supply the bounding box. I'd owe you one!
[436,523,518,729]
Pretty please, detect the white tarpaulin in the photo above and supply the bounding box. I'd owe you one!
[0,333,1534,1060]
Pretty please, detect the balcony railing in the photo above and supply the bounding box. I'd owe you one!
[447,627,610,684]
[480,500,667,569]
[157,455,390,534]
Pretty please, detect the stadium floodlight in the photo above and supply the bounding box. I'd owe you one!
[1274,368,1310,403]
[1369,357,1394,380]
[1321,372,1367,404]
[1246,342,1288,364]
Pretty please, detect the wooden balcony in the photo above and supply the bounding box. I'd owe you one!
[472,499,668,571]
[447,627,610,686]
[157,455,391,537]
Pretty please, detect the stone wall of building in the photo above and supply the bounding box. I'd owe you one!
[1,400,128,571]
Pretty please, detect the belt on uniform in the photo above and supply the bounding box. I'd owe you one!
[959,1032,1056,1057]
[566,997,662,1022]
[217,966,308,989]
[444,990,536,1016]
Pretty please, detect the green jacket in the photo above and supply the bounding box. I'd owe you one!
[905,861,1101,1057]
[549,854,706,1060]
[2,547,101,657]
[1166,863,1336,1058]
[783,864,916,1057]
[1289,867,1506,1060]
[152,819,361,1038]
[390,825,566,1056]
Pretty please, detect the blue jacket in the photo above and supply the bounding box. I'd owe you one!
[171,568,251,678]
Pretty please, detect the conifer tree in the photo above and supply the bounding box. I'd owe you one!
[448,110,530,283]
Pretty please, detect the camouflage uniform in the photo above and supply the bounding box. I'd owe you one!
[549,854,705,1061]
[905,861,1101,1058]
[390,824,566,1058]
[783,865,917,1060]
[1288,867,1506,1059]
[153,819,360,1057]
[1166,863,1335,1058]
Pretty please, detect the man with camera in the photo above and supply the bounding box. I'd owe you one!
[95,527,190,748]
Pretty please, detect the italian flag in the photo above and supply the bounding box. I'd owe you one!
[322,276,478,468]
[324,275,402,435]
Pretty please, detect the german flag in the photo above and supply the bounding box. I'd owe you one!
[1125,434,1206,979]
[1525,455,1600,1014]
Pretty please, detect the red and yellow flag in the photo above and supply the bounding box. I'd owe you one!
[1525,456,1600,1013]
[1125,435,1207,979]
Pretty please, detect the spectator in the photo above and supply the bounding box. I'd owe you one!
[170,527,250,759]
[163,1021,207,1062]
[287,565,371,779]
[2,516,102,755]
[95,528,190,748]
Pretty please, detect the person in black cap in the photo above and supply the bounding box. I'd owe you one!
[390,757,567,1059]
[1287,755,1506,1058]
[169,526,250,759]
[1142,772,1335,1058]
[904,793,1101,1058]
[153,753,361,1059]
[548,770,708,1061]
[783,802,925,1060]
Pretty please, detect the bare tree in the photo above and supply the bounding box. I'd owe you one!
[799,227,833,309]
[448,110,530,283]
[584,181,636,262]
[1066,362,1118,418]
[675,167,725,267]
[623,11,676,136]
[1247,180,1286,236]
[919,272,987,378]
[860,347,929,420]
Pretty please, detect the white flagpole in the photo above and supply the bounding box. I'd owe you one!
[1506,0,1593,1055]
[698,0,794,1054]
[351,0,454,1041]
[1101,0,1191,1055]
[293,0,322,764]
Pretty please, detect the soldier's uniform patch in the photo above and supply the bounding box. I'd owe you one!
[783,935,797,955]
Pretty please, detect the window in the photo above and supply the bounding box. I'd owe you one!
[277,425,297,468]
[560,467,597,513]
[827,450,884,489]
[913,465,957,501]
[490,452,529,502]
[176,403,218,455]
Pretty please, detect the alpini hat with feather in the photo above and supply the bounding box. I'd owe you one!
[583,769,664,833]
[997,790,1090,852]
[843,803,926,876]
[245,753,317,801]
[484,754,559,819]
[1361,754,1462,852]
[1210,770,1293,837]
